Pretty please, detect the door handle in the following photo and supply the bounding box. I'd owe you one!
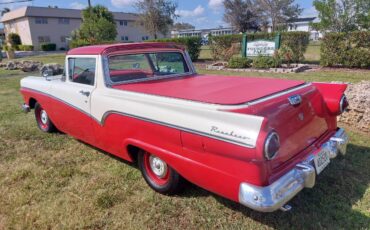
[79,90,90,97]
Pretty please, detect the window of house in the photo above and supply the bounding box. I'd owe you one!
[38,36,51,43]
[58,18,70,24]
[60,36,67,43]
[119,20,128,26]
[68,58,96,86]
[142,36,149,41]
[35,17,48,24]
[121,36,129,41]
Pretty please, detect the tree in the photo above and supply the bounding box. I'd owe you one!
[223,0,261,32]
[74,5,117,43]
[1,7,10,16]
[172,22,195,30]
[135,0,178,39]
[312,0,369,32]
[256,0,302,32]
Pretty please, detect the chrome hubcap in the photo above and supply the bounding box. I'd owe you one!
[40,110,48,124]
[149,155,168,178]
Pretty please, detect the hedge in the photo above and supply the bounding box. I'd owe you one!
[148,37,202,62]
[18,45,34,51]
[209,32,310,62]
[321,31,370,68]
[227,57,252,68]
[40,43,56,51]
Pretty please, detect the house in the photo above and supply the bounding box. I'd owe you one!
[171,27,237,38]
[286,17,322,40]
[0,6,165,50]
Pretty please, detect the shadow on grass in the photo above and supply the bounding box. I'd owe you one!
[213,143,370,229]
[80,139,369,228]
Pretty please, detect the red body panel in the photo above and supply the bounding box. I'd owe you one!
[113,75,305,105]
[313,82,347,115]
[20,80,343,203]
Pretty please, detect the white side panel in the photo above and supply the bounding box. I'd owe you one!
[21,71,265,148]
[91,88,264,148]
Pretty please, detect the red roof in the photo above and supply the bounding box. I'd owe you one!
[67,42,184,55]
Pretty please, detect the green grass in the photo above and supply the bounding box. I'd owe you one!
[304,43,321,64]
[0,54,369,229]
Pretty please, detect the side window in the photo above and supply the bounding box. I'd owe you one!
[68,58,96,86]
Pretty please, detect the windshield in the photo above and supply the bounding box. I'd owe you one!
[108,52,190,83]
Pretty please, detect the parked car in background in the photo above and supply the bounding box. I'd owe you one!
[20,42,349,212]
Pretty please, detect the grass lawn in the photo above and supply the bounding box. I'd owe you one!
[304,42,321,64]
[0,54,369,229]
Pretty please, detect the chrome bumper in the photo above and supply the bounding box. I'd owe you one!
[21,103,30,113]
[238,128,349,212]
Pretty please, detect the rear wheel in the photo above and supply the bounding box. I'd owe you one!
[34,102,56,133]
[138,150,183,195]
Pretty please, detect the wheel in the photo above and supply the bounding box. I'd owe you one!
[34,102,56,133]
[138,150,184,195]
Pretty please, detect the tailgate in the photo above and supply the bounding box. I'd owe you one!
[250,84,329,169]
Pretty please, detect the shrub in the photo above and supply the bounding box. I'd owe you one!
[148,37,202,62]
[321,31,370,68]
[3,45,14,51]
[18,45,34,51]
[69,39,92,49]
[252,55,281,69]
[228,57,252,68]
[69,39,117,49]
[40,43,56,51]
[7,33,21,47]
[209,32,309,62]
[208,34,242,61]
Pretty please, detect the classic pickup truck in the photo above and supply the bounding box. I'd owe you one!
[20,42,349,212]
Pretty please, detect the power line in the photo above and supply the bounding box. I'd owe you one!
[0,0,33,5]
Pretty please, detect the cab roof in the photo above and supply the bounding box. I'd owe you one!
[67,42,185,55]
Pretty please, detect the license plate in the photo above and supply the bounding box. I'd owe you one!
[314,148,330,174]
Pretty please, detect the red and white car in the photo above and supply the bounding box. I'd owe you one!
[20,43,349,212]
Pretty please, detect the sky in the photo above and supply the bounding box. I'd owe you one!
[0,0,318,29]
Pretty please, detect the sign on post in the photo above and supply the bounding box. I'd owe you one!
[241,33,281,57]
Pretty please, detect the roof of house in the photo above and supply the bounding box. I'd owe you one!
[0,6,139,22]
[287,17,316,23]
[67,42,185,55]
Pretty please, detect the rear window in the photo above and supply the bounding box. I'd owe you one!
[108,52,189,83]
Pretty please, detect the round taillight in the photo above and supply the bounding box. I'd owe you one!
[340,95,349,113]
[264,132,280,160]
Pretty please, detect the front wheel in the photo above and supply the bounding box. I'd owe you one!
[138,150,184,195]
[34,102,56,133]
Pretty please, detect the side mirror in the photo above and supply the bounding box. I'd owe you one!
[41,69,53,80]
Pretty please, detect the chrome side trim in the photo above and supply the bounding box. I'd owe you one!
[246,83,311,106]
[21,87,93,119]
[238,128,349,212]
[21,87,255,148]
[100,111,255,148]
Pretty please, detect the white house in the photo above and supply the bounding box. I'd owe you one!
[286,17,322,40]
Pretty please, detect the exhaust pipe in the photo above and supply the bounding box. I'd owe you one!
[280,204,292,212]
